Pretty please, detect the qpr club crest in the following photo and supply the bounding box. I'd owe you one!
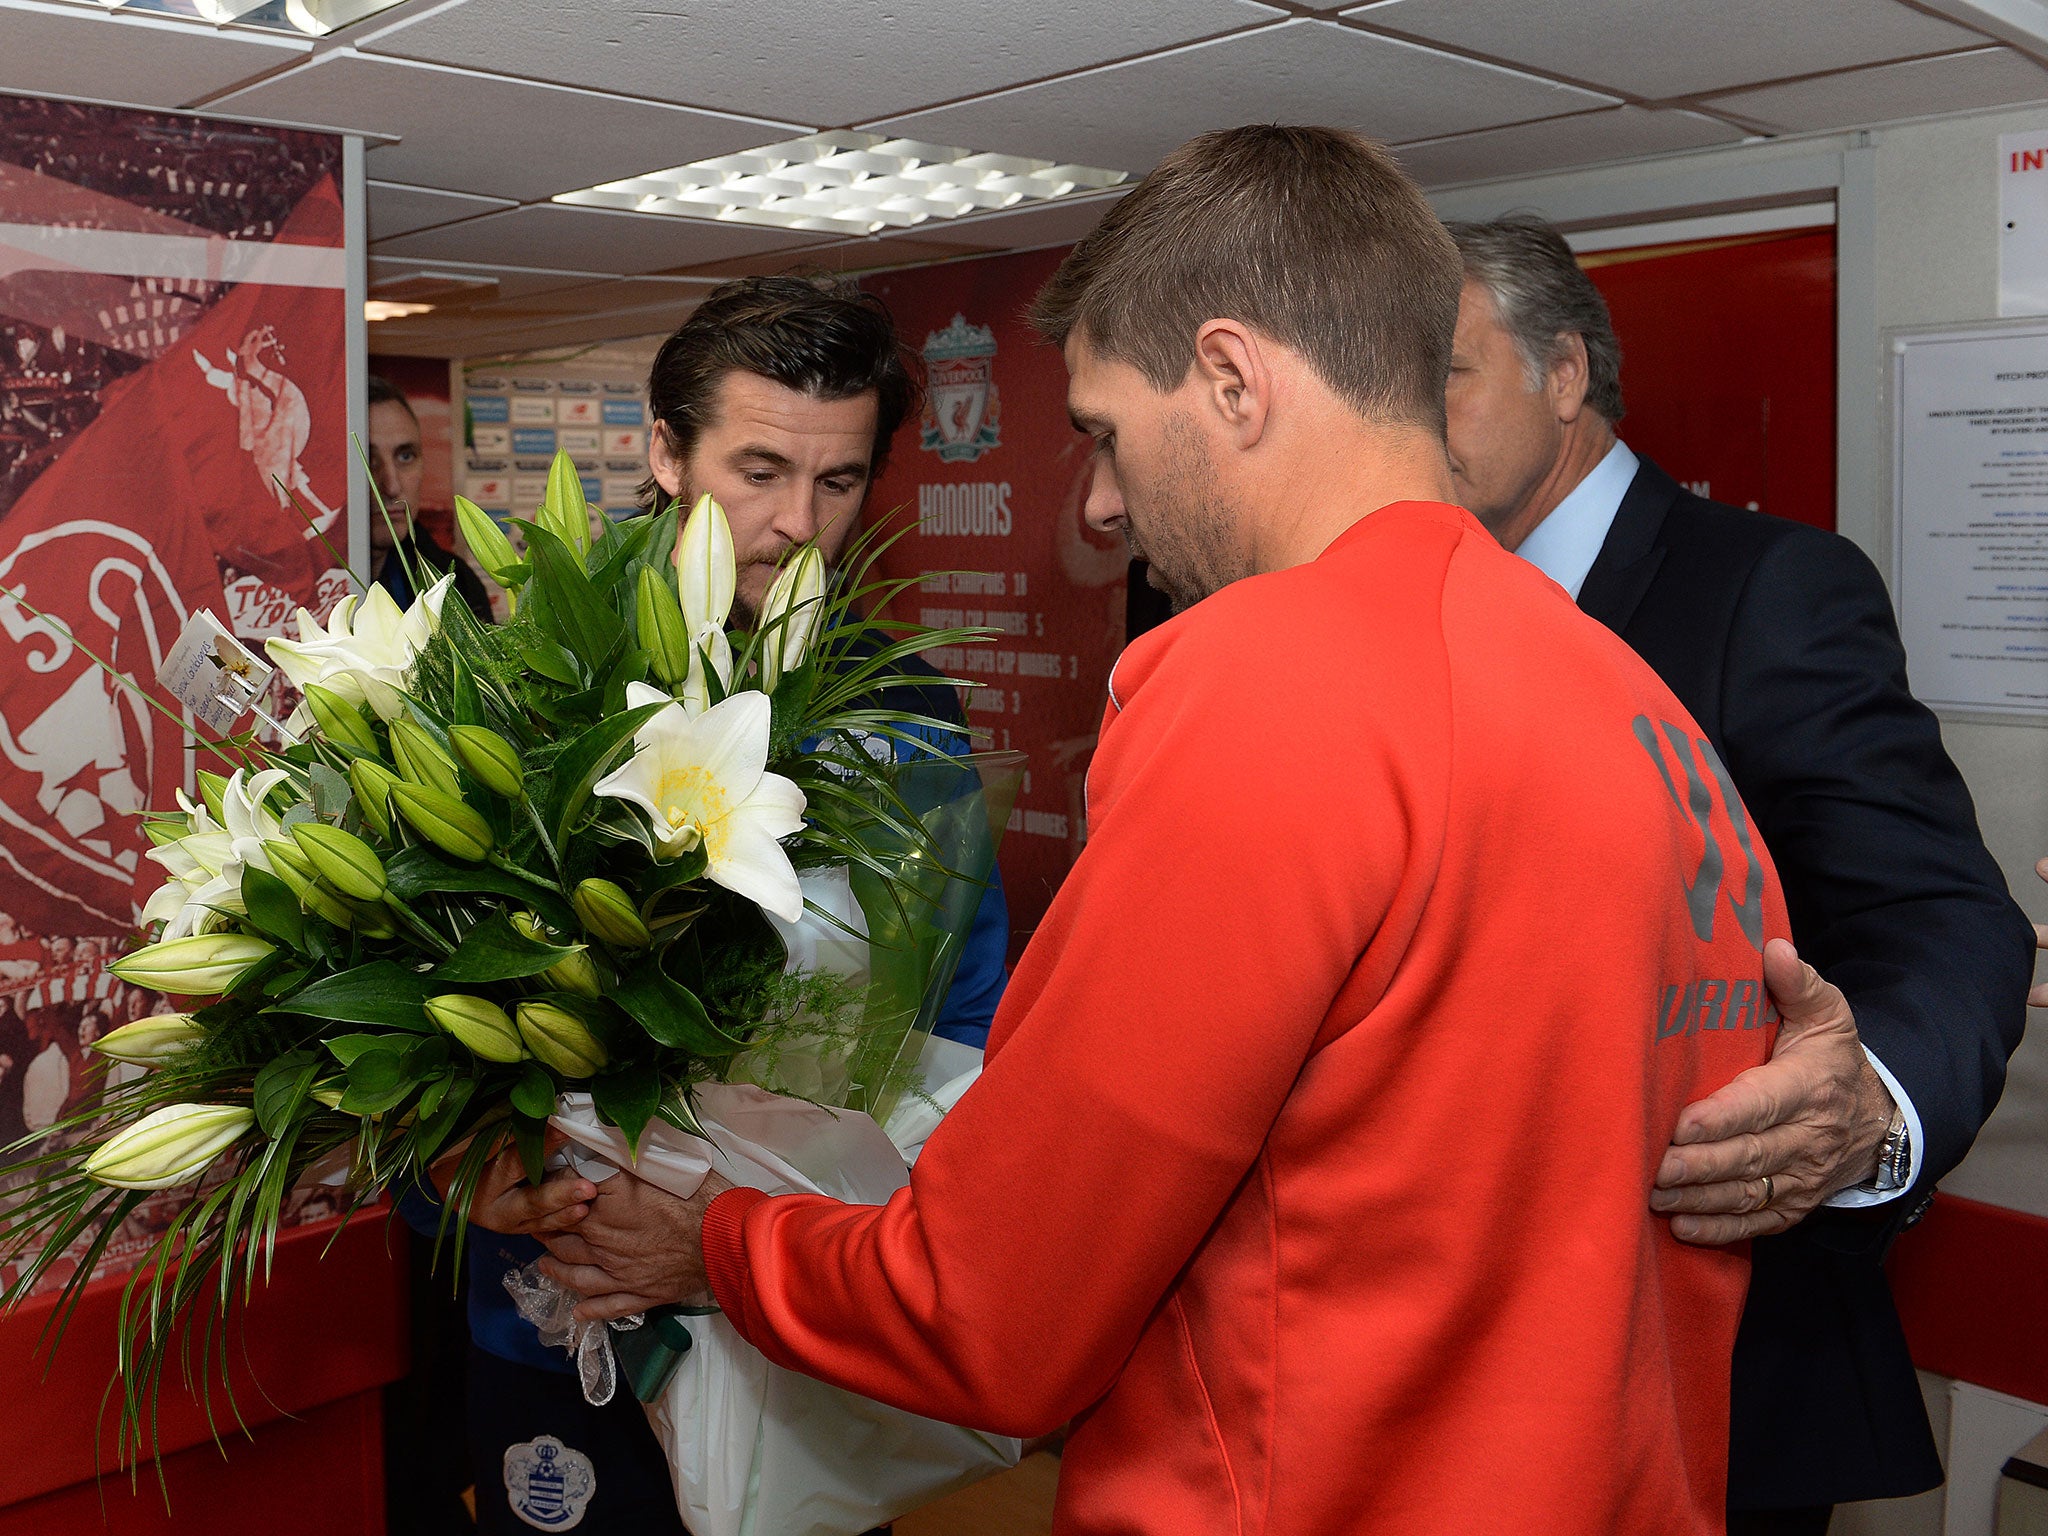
[919,314,1002,463]
[503,1435,596,1530]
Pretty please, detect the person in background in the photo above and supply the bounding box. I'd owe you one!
[403,275,1010,1536]
[1444,213,2034,1535]
[366,373,491,621]
[529,126,1799,1535]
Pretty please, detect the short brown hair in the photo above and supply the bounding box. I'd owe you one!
[1030,125,1461,434]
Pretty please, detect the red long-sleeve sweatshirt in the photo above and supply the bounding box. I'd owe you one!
[705,500,1784,1535]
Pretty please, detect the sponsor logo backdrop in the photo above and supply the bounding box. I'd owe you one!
[865,249,1126,964]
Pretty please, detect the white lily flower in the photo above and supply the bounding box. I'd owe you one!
[265,573,453,722]
[594,682,807,921]
[138,769,302,938]
[675,495,737,714]
[759,546,828,692]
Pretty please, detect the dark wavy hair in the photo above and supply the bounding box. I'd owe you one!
[639,274,919,508]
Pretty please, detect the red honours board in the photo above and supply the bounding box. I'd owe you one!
[865,249,1124,963]
[1585,228,1837,530]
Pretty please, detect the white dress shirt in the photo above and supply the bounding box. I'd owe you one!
[1514,438,1922,1208]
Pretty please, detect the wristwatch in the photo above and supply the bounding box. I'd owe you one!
[1868,1101,1912,1193]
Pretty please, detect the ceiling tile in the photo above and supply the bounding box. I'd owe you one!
[1703,45,2048,133]
[370,255,613,302]
[936,189,1127,252]
[373,200,827,275]
[450,275,713,319]
[0,0,309,110]
[357,0,1284,129]
[870,19,1614,173]
[1348,0,1989,100]
[210,51,798,200]
[1395,107,1745,189]
[367,180,514,241]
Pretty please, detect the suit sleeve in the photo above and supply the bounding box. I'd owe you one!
[701,625,1417,1435]
[1718,531,2032,1241]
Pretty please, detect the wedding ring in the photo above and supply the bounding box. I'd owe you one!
[1759,1174,1775,1209]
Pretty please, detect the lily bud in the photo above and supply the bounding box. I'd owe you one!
[291,822,387,902]
[509,912,603,995]
[84,1103,255,1190]
[425,993,526,1063]
[109,933,274,996]
[302,683,379,755]
[540,451,591,564]
[195,769,230,825]
[262,835,316,885]
[260,841,357,928]
[636,566,692,690]
[389,781,494,862]
[572,879,652,949]
[455,495,520,584]
[341,896,399,940]
[448,725,524,799]
[390,719,461,798]
[91,1012,203,1065]
[349,759,401,840]
[310,1081,347,1110]
[515,1000,609,1077]
[759,545,827,692]
[675,493,735,638]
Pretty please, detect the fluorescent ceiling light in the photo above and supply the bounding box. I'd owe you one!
[554,129,1129,236]
[364,299,434,322]
[98,0,410,36]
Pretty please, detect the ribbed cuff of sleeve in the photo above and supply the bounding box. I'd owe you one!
[701,1185,770,1331]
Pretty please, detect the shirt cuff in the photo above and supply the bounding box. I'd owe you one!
[1822,1047,1926,1208]
[700,1184,770,1326]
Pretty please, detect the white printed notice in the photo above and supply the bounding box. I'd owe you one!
[1893,323,2048,715]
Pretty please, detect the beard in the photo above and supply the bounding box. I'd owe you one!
[1127,413,1243,613]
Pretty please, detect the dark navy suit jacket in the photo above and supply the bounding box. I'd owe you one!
[1578,457,2032,1508]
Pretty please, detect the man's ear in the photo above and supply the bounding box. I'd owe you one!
[1190,318,1271,449]
[647,422,685,498]
[1547,333,1592,425]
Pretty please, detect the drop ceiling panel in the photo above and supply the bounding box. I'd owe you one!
[370,256,613,302]
[938,189,1126,252]
[0,0,310,111]
[212,52,798,200]
[871,19,1614,174]
[358,0,1284,130]
[1396,107,1745,190]
[367,180,515,241]
[1704,45,2048,133]
[373,200,827,274]
[448,275,713,319]
[1349,0,1990,100]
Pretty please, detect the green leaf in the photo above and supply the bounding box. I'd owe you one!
[268,960,433,1032]
[384,845,576,930]
[431,910,582,984]
[511,1063,556,1121]
[252,1051,319,1137]
[591,1064,661,1157]
[527,524,622,660]
[261,964,310,998]
[402,1033,451,1079]
[309,762,353,819]
[511,1115,547,1186]
[341,1049,412,1114]
[546,700,665,848]
[613,960,743,1056]
[417,1072,453,1121]
[325,1032,399,1066]
[449,650,485,729]
[221,869,299,942]
[519,637,582,687]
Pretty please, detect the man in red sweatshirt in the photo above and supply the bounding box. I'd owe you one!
[540,126,1802,1533]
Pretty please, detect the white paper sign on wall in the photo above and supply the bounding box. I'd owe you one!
[2000,129,2048,317]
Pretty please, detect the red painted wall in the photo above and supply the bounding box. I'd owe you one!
[1585,228,1838,530]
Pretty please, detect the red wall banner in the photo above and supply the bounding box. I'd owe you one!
[0,96,351,1286]
[865,249,1125,962]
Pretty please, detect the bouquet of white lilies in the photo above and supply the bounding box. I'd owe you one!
[0,453,1019,1527]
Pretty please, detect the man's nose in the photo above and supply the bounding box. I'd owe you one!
[772,486,827,546]
[1083,463,1125,533]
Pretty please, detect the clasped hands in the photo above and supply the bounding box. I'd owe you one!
[433,1131,734,1321]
